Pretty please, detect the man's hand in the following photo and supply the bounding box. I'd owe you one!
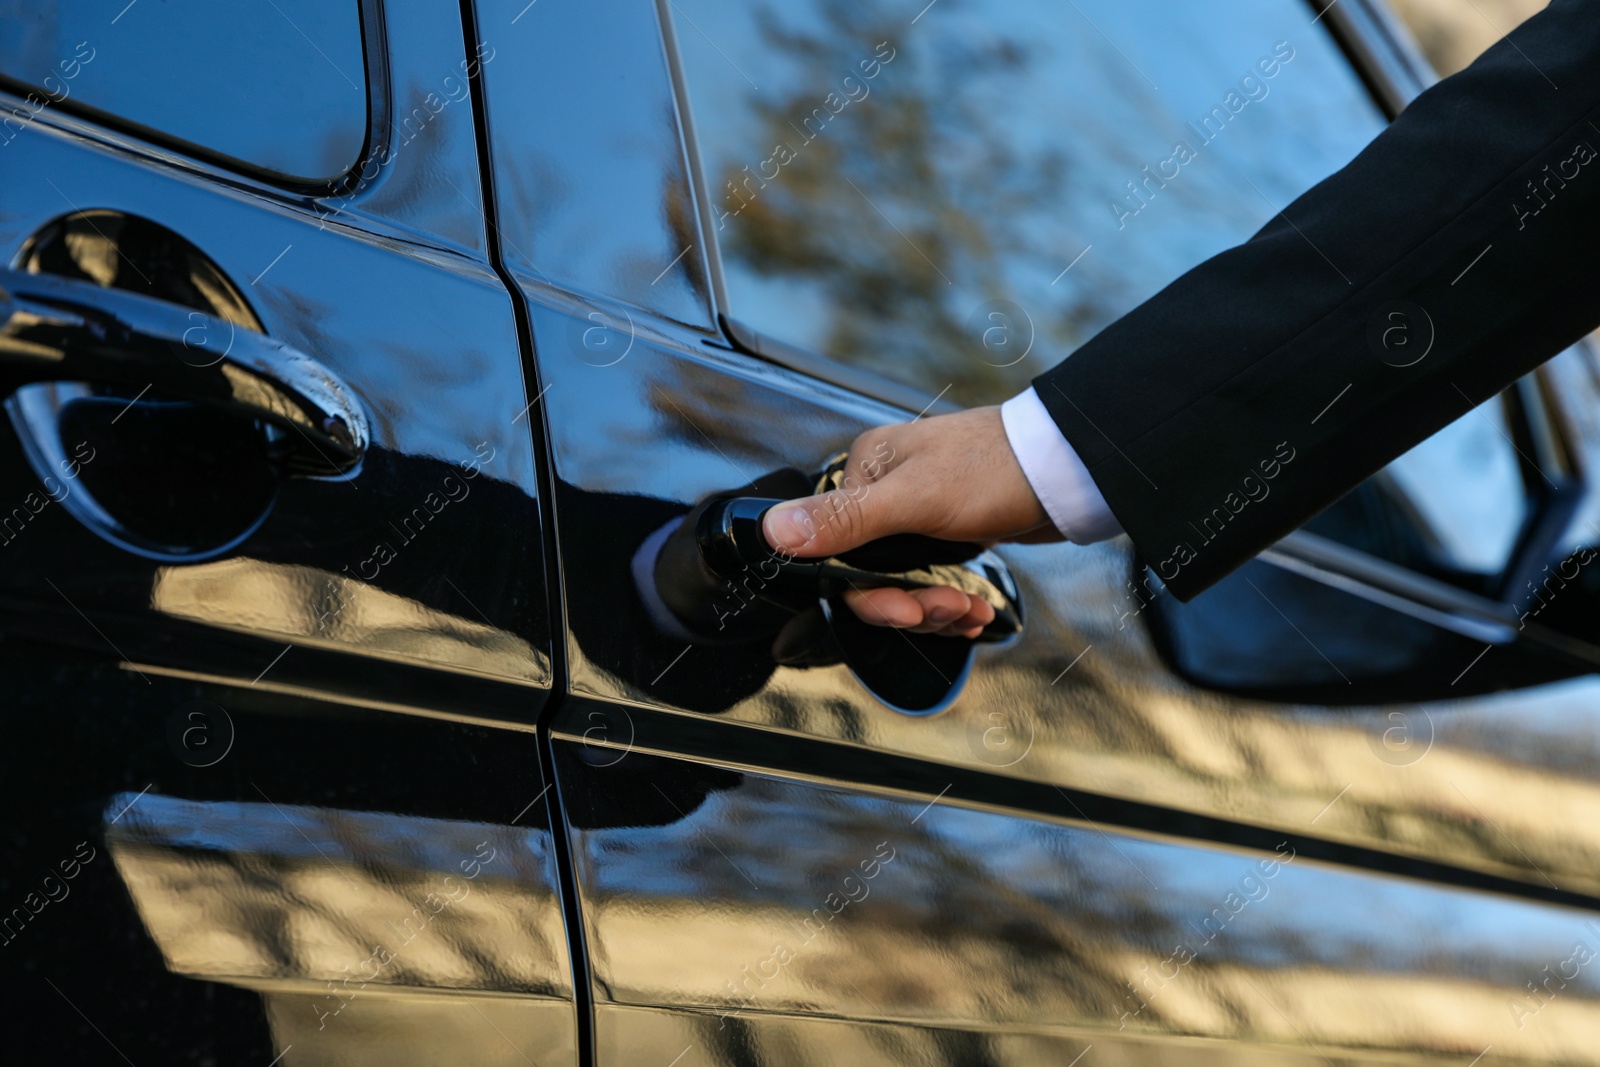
[761,405,1060,638]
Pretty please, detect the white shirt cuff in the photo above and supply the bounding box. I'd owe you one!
[1000,386,1122,544]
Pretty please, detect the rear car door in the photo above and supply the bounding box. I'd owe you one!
[480,0,1600,1062]
[0,3,576,1063]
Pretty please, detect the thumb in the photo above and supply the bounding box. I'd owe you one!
[762,485,895,558]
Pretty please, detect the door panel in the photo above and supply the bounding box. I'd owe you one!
[0,2,574,1062]
[521,280,1600,1059]
[2,637,575,1065]
[481,0,1600,1059]
[0,130,550,702]
[560,741,1600,1065]
[595,1008,1366,1067]
[484,0,1600,895]
[524,288,1600,900]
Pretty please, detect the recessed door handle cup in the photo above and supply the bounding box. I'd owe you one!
[0,267,370,560]
[645,459,1025,715]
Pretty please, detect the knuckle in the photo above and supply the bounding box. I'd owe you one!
[830,492,869,541]
[849,428,884,457]
[850,427,899,479]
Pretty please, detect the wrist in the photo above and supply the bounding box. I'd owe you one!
[999,387,1122,544]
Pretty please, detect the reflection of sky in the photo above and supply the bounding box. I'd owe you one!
[0,0,365,181]
[581,769,1600,986]
[478,0,710,326]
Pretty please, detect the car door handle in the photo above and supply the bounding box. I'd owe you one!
[650,452,1024,646]
[642,458,1024,714]
[0,266,368,477]
[695,495,1023,643]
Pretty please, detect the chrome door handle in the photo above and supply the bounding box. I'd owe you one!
[0,266,368,477]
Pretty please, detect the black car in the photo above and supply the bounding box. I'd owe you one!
[7,0,1600,1064]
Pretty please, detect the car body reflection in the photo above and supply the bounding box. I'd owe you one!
[565,746,1600,1064]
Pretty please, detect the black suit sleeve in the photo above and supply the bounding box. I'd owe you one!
[1034,0,1600,601]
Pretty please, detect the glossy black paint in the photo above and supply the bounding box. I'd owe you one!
[492,0,1600,1062]
[9,0,1600,1064]
[3,641,569,1064]
[0,1,573,1063]
[556,741,1600,1064]
[0,0,374,188]
[0,7,552,704]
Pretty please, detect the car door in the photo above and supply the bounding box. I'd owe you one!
[0,3,578,1064]
[478,0,1600,1063]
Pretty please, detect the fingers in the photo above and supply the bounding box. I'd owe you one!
[764,491,880,558]
[763,431,903,557]
[841,585,997,639]
[941,593,996,638]
[763,406,1054,559]
[843,587,924,629]
[763,498,822,554]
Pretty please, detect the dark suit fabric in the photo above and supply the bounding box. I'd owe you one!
[1034,0,1600,600]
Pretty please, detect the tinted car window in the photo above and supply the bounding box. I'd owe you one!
[0,0,367,184]
[673,0,1527,576]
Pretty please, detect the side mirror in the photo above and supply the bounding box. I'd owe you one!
[1145,367,1600,704]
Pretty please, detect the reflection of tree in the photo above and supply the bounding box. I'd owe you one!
[1387,0,1546,76]
[586,769,1573,1063]
[715,0,1102,404]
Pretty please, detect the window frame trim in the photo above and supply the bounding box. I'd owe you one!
[655,0,961,417]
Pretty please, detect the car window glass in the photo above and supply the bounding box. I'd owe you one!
[672,0,1526,576]
[0,0,367,184]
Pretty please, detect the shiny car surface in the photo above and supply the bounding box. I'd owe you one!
[5,1,1600,1065]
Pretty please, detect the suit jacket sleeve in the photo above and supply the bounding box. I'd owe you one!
[1033,0,1600,601]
